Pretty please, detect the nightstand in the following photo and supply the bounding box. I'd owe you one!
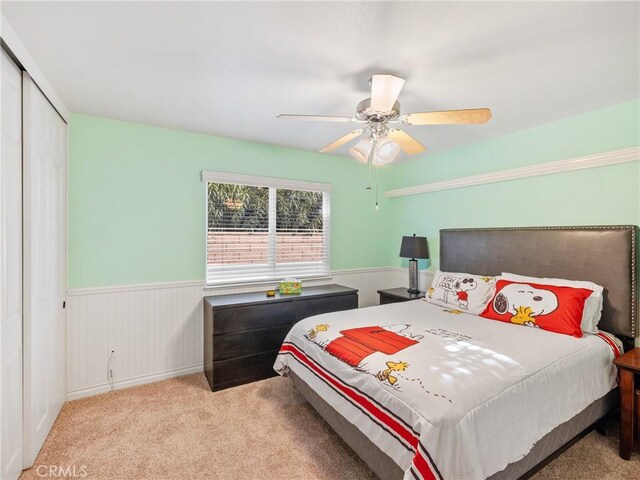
[613,347,640,459]
[377,287,426,305]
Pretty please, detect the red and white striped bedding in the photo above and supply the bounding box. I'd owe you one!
[274,299,621,480]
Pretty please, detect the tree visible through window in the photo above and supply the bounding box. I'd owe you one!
[275,188,324,264]
[205,176,330,285]
[207,183,270,266]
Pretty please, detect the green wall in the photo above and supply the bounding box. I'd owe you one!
[69,99,639,289]
[385,98,640,268]
[68,114,391,289]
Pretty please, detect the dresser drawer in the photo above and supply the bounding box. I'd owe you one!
[380,296,402,305]
[213,324,293,362]
[298,293,357,320]
[211,351,279,390]
[213,301,296,335]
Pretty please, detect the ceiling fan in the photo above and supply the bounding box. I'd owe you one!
[278,74,492,164]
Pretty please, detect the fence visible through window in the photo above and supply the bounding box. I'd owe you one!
[204,175,330,285]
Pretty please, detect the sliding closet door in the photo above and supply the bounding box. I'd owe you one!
[22,73,67,467]
[1,49,24,480]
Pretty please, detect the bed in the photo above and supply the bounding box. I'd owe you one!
[274,226,638,480]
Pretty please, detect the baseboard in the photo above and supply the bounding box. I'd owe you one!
[66,363,204,401]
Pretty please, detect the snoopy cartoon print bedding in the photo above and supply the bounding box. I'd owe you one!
[481,279,592,337]
[273,300,619,480]
[425,271,497,314]
[501,272,604,334]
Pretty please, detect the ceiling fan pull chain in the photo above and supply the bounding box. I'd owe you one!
[366,135,377,190]
[368,136,377,165]
[375,164,380,211]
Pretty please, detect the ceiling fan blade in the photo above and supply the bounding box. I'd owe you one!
[319,129,364,153]
[402,108,492,125]
[370,74,405,112]
[387,129,426,155]
[277,114,358,123]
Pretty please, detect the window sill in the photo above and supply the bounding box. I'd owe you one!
[204,275,333,291]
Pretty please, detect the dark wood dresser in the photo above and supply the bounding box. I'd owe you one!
[204,284,358,391]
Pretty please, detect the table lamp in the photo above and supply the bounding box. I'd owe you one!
[399,234,429,294]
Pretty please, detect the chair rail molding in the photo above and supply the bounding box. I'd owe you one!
[385,147,640,198]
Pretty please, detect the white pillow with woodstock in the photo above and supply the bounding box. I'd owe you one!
[426,270,497,314]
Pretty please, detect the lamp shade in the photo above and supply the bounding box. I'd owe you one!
[399,234,429,259]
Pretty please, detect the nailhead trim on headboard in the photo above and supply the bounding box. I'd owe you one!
[439,225,638,337]
[632,226,636,336]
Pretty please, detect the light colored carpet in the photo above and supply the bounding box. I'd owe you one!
[19,373,640,480]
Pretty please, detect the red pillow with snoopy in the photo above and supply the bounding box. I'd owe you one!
[480,279,593,337]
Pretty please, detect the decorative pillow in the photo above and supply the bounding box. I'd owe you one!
[480,279,593,337]
[501,272,603,334]
[425,271,497,314]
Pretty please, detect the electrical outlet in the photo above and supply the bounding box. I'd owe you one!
[108,346,118,359]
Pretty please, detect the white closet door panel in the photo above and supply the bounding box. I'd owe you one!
[1,48,24,480]
[22,72,67,467]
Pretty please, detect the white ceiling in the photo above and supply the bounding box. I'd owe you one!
[2,1,639,160]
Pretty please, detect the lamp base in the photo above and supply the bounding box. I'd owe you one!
[408,258,419,294]
[406,289,421,295]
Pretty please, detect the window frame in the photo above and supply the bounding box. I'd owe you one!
[202,170,332,287]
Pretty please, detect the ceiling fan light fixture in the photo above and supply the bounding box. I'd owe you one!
[349,137,400,165]
[349,139,371,163]
[376,138,400,164]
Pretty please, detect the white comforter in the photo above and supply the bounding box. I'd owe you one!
[273,299,619,480]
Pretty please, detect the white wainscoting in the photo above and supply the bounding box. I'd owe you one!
[66,268,433,400]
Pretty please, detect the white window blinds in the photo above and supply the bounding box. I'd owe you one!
[203,171,331,286]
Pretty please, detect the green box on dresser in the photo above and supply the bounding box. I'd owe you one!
[204,284,358,391]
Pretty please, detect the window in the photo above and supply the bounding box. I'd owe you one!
[202,171,331,286]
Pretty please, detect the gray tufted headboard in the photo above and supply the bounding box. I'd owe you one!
[440,226,638,342]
